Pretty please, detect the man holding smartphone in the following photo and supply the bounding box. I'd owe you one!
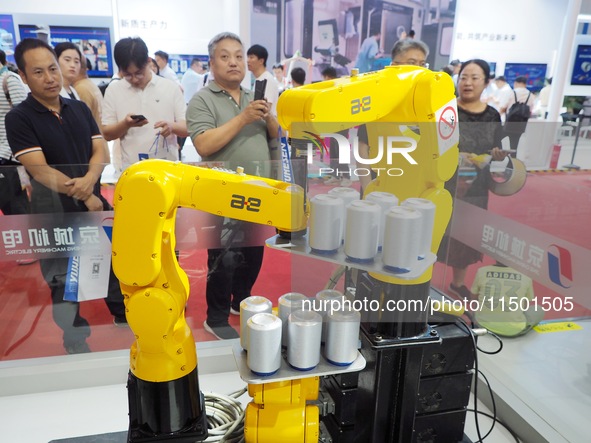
[186,32,279,340]
[102,37,187,170]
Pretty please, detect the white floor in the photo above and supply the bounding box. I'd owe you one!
[476,318,591,443]
[0,378,518,443]
[1,372,248,443]
[0,337,551,443]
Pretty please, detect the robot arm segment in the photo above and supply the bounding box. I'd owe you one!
[277,66,459,284]
[112,160,307,382]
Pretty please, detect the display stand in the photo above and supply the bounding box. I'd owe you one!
[232,343,365,384]
[266,235,436,280]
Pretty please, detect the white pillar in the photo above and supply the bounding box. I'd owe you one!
[547,0,583,122]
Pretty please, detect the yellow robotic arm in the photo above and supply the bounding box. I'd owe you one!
[111,160,306,442]
[277,65,462,443]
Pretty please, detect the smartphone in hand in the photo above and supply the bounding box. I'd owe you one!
[254,79,267,101]
[130,114,147,121]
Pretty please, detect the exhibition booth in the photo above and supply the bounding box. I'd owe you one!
[0,1,590,443]
[0,153,588,442]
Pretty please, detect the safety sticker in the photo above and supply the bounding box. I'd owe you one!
[435,98,459,156]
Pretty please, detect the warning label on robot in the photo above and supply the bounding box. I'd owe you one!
[435,98,459,156]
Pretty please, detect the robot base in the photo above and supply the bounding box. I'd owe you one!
[127,368,208,443]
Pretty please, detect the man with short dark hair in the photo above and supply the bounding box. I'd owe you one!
[247,44,279,115]
[321,66,337,80]
[493,75,513,119]
[186,32,279,340]
[502,76,535,115]
[502,76,534,150]
[5,38,127,354]
[181,58,205,104]
[290,66,306,87]
[154,49,181,85]
[272,63,287,92]
[102,37,187,170]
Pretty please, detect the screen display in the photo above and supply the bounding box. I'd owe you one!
[570,45,591,86]
[488,61,497,76]
[19,24,114,78]
[0,14,17,63]
[380,3,413,63]
[317,19,338,50]
[168,54,208,75]
[284,0,304,59]
[503,63,547,92]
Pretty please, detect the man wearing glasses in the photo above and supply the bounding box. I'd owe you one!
[390,39,429,68]
[102,37,187,171]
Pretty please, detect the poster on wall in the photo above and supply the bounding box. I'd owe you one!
[19,24,114,78]
[503,63,547,92]
[169,54,209,75]
[251,0,457,82]
[0,14,17,63]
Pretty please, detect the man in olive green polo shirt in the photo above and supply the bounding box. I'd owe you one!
[186,32,279,340]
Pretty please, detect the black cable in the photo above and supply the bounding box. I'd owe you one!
[457,319,521,443]
[466,409,521,443]
[477,330,503,355]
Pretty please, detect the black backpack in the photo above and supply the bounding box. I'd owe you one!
[506,91,531,122]
[98,77,121,97]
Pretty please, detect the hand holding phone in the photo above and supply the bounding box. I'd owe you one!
[130,114,147,121]
[254,79,267,101]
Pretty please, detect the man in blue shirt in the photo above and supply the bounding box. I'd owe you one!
[355,32,382,73]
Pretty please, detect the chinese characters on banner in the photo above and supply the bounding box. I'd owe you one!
[0,210,275,261]
[480,223,544,275]
[1,212,110,260]
[456,32,516,42]
[119,18,167,30]
[450,200,591,310]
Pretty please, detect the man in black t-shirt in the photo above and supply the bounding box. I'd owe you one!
[6,38,126,354]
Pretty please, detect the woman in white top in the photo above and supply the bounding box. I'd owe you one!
[54,42,81,100]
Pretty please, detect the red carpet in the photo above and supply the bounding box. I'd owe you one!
[1,172,590,360]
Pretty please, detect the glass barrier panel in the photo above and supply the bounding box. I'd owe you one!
[432,122,591,334]
[0,160,303,360]
[3,124,590,363]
